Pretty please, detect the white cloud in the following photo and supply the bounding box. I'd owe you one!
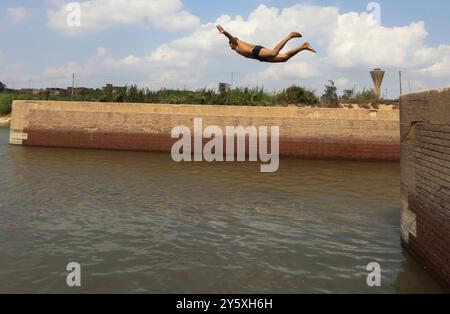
[216,4,339,46]
[96,47,108,58]
[141,4,449,85]
[42,61,92,79]
[255,60,320,82]
[47,0,200,33]
[327,15,431,68]
[6,6,33,24]
[148,23,222,67]
[334,77,356,91]
[8,3,450,95]
[33,46,205,89]
[419,45,450,77]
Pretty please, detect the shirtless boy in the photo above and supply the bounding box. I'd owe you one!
[216,24,317,63]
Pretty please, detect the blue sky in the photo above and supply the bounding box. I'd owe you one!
[1,0,449,97]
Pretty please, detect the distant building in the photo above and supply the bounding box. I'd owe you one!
[47,88,68,97]
[67,87,94,96]
[42,89,50,100]
[102,84,126,93]
[219,83,231,93]
[20,89,42,95]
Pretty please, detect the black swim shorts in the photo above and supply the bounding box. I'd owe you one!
[252,45,266,62]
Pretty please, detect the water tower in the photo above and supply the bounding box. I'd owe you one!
[370,68,385,98]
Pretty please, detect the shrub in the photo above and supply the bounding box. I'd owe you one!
[9,85,323,107]
[277,85,318,105]
[0,93,40,115]
[0,94,13,115]
[341,89,354,102]
[320,80,339,107]
[354,89,378,103]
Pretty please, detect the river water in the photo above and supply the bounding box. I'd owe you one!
[0,127,444,293]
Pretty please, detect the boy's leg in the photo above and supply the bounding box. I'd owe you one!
[266,42,317,63]
[258,32,303,59]
[266,54,290,63]
[273,32,302,55]
[285,42,316,58]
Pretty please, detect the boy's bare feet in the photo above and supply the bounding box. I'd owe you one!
[290,32,303,38]
[303,42,317,53]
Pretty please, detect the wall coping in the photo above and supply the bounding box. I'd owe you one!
[400,86,450,97]
[12,100,400,121]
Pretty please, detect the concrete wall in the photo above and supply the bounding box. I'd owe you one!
[400,87,450,290]
[10,100,400,161]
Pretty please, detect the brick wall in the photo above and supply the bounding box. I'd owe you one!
[400,87,450,290]
[10,100,400,161]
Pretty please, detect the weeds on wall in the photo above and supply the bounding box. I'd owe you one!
[47,85,320,107]
[0,82,398,116]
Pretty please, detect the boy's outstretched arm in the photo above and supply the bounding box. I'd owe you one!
[217,25,238,45]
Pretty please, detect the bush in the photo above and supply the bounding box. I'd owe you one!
[320,80,339,107]
[277,85,318,105]
[354,89,378,103]
[341,89,354,102]
[0,94,13,115]
[9,85,322,107]
[0,93,40,115]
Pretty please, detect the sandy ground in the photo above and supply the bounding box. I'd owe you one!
[0,115,11,127]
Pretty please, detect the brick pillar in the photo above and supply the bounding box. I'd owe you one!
[400,87,450,290]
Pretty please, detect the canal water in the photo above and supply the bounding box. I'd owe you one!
[0,127,444,293]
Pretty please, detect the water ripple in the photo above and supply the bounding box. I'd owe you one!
[0,128,444,293]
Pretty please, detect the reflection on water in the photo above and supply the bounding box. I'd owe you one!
[0,127,444,293]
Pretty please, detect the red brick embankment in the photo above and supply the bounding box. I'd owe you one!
[10,101,400,161]
[401,87,450,290]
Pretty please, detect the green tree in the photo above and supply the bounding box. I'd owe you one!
[321,80,338,107]
[0,81,6,93]
[341,89,354,102]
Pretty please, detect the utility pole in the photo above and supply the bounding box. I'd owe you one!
[231,72,234,88]
[399,71,403,96]
[408,80,412,93]
[72,73,75,98]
